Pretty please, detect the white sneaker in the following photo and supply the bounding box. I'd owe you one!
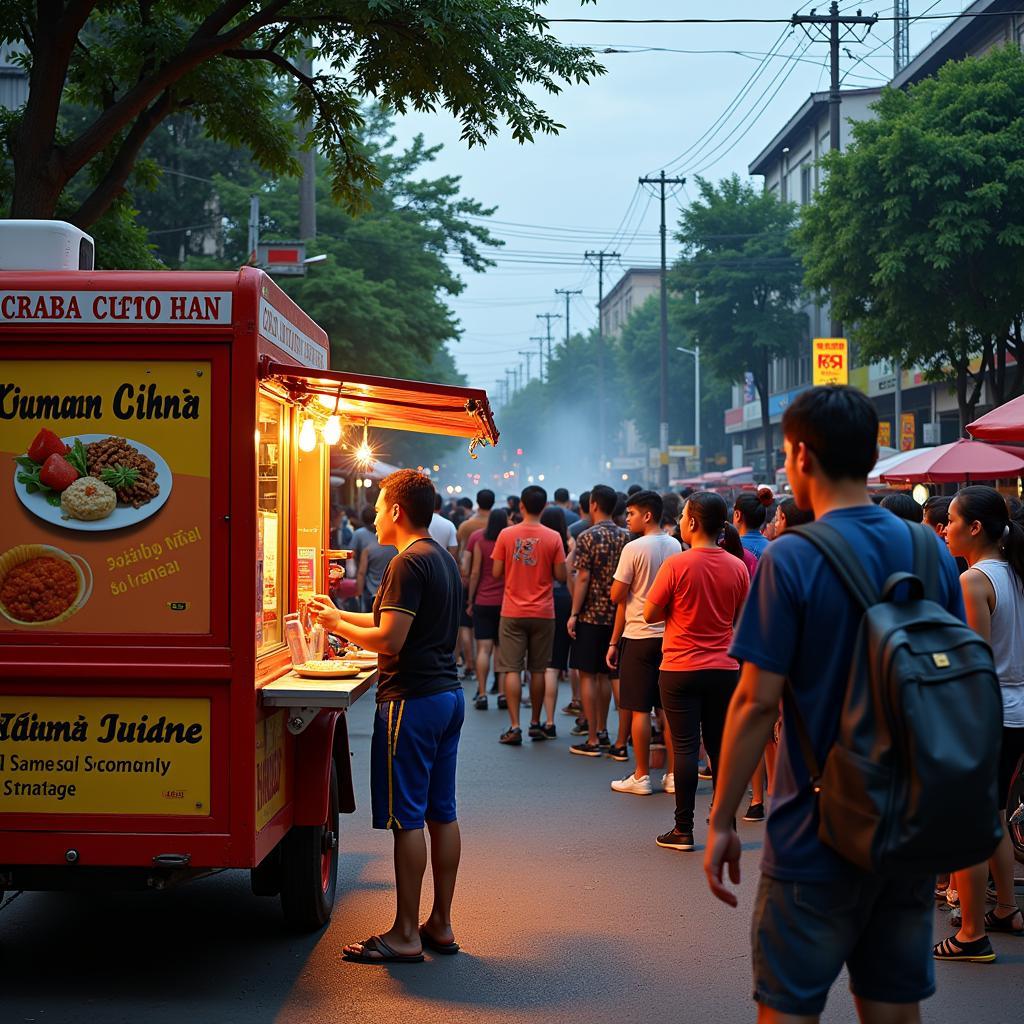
[610,773,652,795]
[662,772,675,794]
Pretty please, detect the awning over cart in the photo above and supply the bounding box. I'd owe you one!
[258,358,499,454]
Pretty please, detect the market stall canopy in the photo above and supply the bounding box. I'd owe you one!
[869,447,935,485]
[966,394,1024,443]
[722,466,756,484]
[880,439,1024,484]
[259,359,499,454]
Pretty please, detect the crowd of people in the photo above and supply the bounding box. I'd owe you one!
[322,386,1023,1015]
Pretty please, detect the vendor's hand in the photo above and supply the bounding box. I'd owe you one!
[567,613,578,640]
[605,643,619,671]
[310,594,343,632]
[704,824,742,908]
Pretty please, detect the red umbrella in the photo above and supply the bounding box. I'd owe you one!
[880,438,1024,484]
[966,394,1024,442]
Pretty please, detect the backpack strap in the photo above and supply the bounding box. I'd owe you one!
[786,522,879,612]
[782,678,824,792]
[908,521,939,601]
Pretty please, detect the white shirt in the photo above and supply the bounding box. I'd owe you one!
[429,512,458,551]
[973,558,1024,727]
[613,532,681,639]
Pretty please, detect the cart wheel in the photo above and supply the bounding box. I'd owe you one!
[280,757,340,930]
[1008,754,1024,867]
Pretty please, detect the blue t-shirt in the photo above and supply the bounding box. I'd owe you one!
[740,531,769,559]
[729,504,965,881]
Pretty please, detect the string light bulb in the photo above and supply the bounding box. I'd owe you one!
[298,417,317,452]
[354,419,374,466]
[323,415,342,446]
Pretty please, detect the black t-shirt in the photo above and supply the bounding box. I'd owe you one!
[372,537,461,702]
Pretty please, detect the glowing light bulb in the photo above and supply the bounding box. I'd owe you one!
[355,442,374,464]
[298,418,317,452]
[323,415,342,446]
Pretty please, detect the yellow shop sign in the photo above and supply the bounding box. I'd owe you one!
[0,696,210,815]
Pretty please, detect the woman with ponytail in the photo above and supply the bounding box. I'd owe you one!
[733,486,774,561]
[937,485,1024,961]
[644,491,750,851]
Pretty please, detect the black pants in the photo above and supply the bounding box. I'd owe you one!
[659,668,739,832]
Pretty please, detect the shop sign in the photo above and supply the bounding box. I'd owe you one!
[0,291,231,325]
[258,297,328,370]
[878,421,892,447]
[901,412,916,451]
[813,338,849,386]
[0,360,211,634]
[296,546,316,601]
[255,710,287,831]
[0,696,210,815]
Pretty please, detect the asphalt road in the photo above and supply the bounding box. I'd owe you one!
[1,680,1022,1024]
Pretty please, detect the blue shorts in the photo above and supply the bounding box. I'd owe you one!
[371,689,464,830]
[751,871,935,1017]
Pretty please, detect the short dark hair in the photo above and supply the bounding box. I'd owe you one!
[881,492,924,523]
[520,485,547,516]
[554,487,570,503]
[477,488,495,510]
[782,385,878,481]
[457,496,473,510]
[382,469,436,529]
[626,484,642,495]
[589,484,617,516]
[923,495,950,528]
[778,497,814,529]
[434,491,443,511]
[360,505,376,528]
[626,489,663,522]
[578,490,591,514]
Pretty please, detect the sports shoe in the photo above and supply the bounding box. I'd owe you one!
[743,801,765,822]
[528,722,547,741]
[611,773,652,795]
[656,828,695,851]
[561,700,582,716]
[473,694,488,711]
[570,717,590,736]
[606,744,629,762]
[499,727,522,745]
[570,741,603,757]
[697,761,712,781]
[542,723,557,739]
[497,693,508,710]
[662,772,675,794]
[596,730,611,749]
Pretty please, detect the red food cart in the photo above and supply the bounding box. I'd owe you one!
[0,223,498,928]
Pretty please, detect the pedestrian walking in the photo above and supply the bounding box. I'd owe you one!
[568,484,628,756]
[466,507,508,710]
[312,469,464,965]
[607,490,680,794]
[705,386,966,1020]
[733,490,773,560]
[351,505,397,613]
[541,505,573,732]
[643,492,749,849]
[491,485,567,744]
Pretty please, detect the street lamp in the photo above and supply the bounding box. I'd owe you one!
[676,343,701,461]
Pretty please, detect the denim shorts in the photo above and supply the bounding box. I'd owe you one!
[751,871,936,1017]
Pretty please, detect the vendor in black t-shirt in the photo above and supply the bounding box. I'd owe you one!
[311,469,463,965]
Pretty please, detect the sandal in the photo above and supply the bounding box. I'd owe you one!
[984,905,1024,936]
[932,934,996,963]
[419,925,460,955]
[343,934,424,964]
[499,727,522,745]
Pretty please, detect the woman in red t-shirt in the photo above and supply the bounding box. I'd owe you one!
[644,491,750,851]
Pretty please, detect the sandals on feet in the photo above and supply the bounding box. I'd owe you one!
[419,925,460,955]
[933,934,996,962]
[343,934,424,964]
[985,905,1024,936]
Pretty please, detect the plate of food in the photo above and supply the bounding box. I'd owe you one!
[293,660,364,679]
[13,430,172,532]
[0,543,93,627]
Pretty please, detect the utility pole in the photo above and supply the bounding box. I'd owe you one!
[584,250,621,475]
[536,313,561,378]
[554,288,582,346]
[530,337,547,383]
[793,3,877,336]
[505,368,515,399]
[519,350,535,382]
[496,378,507,407]
[638,170,686,488]
[893,0,910,76]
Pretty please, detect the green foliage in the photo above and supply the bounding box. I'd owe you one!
[798,46,1024,424]
[2,1,604,226]
[672,175,806,472]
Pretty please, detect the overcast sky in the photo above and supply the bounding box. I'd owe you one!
[390,0,958,396]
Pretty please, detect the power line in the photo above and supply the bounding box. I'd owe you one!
[549,11,1020,25]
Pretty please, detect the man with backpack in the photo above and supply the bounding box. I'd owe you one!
[704,386,1001,1021]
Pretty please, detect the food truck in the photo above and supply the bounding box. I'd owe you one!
[0,221,498,928]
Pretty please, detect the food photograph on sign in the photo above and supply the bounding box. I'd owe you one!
[0,360,211,634]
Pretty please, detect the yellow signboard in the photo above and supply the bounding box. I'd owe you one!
[901,412,916,452]
[255,710,288,831]
[0,696,210,815]
[878,421,892,447]
[812,338,849,386]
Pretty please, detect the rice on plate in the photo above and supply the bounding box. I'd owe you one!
[61,476,117,522]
